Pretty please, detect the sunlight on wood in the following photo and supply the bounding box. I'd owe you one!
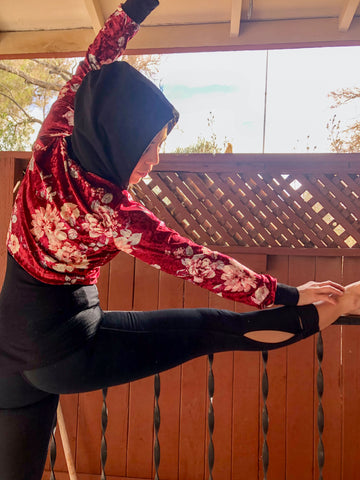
[230,0,243,37]
[83,0,105,34]
[339,0,360,31]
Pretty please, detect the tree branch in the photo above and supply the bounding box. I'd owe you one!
[0,91,43,124]
[329,87,360,107]
[31,59,73,82]
[0,62,62,92]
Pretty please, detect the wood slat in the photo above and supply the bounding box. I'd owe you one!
[76,390,103,474]
[132,180,190,238]
[97,263,110,309]
[264,173,334,247]
[307,174,360,242]
[0,154,15,285]
[105,385,131,477]
[108,252,135,311]
[339,0,360,31]
[341,257,360,478]
[179,282,209,480]
[182,172,243,244]
[126,259,159,479]
[313,256,343,480]
[230,0,243,37]
[156,271,184,480]
[264,255,289,480]
[232,347,261,480]
[234,173,299,246]
[157,173,211,244]
[105,253,135,477]
[207,293,236,480]
[223,173,298,247]
[286,256,316,479]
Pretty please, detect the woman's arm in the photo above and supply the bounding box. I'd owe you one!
[37,0,158,141]
[107,192,344,308]
[108,192,275,308]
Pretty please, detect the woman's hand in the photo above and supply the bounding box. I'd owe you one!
[297,280,345,305]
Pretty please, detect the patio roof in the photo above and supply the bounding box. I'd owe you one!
[1,0,360,58]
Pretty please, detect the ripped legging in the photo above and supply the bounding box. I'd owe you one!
[0,303,318,480]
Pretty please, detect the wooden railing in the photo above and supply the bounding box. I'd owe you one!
[0,151,359,480]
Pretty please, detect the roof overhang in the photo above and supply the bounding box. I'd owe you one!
[1,0,360,58]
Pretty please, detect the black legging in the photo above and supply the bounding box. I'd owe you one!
[0,303,318,480]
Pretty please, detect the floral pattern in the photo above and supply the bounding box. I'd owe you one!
[181,254,224,284]
[6,6,277,307]
[220,260,257,293]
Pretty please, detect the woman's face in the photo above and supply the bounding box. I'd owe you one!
[129,127,167,185]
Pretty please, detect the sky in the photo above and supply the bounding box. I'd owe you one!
[28,45,360,153]
[154,46,360,153]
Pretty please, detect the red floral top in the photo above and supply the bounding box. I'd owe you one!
[7,6,277,308]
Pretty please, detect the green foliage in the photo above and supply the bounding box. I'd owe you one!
[0,58,75,150]
[0,55,160,151]
[173,112,230,154]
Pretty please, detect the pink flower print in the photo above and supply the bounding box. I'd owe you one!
[39,186,56,202]
[63,109,74,127]
[92,202,116,229]
[8,233,20,255]
[31,204,67,248]
[251,285,270,305]
[173,246,194,259]
[82,214,111,243]
[114,229,142,253]
[181,255,221,284]
[28,155,35,171]
[102,193,113,204]
[172,247,187,259]
[54,242,89,270]
[220,263,257,293]
[88,53,100,70]
[60,203,80,226]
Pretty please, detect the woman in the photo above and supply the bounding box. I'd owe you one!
[0,0,359,478]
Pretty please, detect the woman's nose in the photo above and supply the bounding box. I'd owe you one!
[147,151,159,166]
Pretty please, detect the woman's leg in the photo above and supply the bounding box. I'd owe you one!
[0,373,59,480]
[24,304,320,394]
[25,280,360,395]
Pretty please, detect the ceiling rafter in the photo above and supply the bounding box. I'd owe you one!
[3,18,360,59]
[83,0,105,34]
[339,0,360,31]
[230,0,243,37]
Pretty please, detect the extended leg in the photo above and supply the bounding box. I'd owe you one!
[24,304,318,394]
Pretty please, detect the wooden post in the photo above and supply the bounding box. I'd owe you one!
[57,401,78,480]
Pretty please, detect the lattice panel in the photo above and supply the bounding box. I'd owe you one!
[132,170,360,249]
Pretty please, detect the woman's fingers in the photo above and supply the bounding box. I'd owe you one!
[297,280,344,305]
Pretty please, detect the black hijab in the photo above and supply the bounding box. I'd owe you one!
[69,61,179,188]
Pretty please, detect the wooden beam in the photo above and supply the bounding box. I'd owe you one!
[339,0,360,31]
[154,152,360,173]
[2,17,360,58]
[83,0,105,34]
[230,0,243,37]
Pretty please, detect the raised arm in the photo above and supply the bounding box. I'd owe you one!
[37,0,158,140]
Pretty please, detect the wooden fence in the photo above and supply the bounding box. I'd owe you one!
[0,151,359,480]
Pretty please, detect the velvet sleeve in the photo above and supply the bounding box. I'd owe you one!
[36,7,140,141]
[111,191,278,309]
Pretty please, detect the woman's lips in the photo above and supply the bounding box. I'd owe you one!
[137,170,150,177]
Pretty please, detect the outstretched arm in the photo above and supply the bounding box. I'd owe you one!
[37,0,158,140]
[108,192,344,308]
